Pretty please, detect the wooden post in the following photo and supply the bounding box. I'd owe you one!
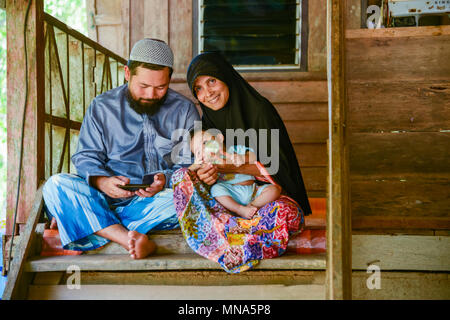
[6,0,45,236]
[326,0,352,299]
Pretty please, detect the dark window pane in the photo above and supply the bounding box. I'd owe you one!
[200,0,301,67]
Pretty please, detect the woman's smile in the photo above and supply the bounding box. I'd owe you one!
[193,75,229,111]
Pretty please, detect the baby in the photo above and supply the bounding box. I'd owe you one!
[189,130,281,219]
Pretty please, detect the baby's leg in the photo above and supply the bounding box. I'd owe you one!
[251,184,282,208]
[215,195,257,219]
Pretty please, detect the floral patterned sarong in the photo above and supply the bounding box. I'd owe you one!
[171,168,304,273]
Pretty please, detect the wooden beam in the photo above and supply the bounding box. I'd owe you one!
[326,0,352,300]
[352,271,450,300]
[2,183,44,300]
[352,235,450,271]
[6,0,45,235]
[27,284,326,300]
[25,253,327,272]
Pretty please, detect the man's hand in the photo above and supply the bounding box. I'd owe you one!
[135,173,166,198]
[92,176,134,199]
[197,163,218,185]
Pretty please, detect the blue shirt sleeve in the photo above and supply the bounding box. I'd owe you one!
[71,100,112,185]
[154,101,200,188]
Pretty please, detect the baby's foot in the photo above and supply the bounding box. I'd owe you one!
[127,231,156,259]
[236,205,258,219]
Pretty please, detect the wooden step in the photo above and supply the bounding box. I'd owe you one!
[25,252,326,272]
[27,283,326,300]
[86,229,192,255]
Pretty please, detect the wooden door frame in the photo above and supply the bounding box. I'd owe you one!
[326,0,352,300]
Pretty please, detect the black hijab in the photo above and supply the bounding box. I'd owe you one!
[187,52,311,215]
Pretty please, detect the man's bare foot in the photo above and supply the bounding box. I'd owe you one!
[236,205,258,219]
[127,231,156,259]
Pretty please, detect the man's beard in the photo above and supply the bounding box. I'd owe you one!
[126,88,168,116]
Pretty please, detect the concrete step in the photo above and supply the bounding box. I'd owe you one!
[25,252,326,272]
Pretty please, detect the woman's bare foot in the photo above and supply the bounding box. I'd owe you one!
[127,231,156,259]
[236,205,258,219]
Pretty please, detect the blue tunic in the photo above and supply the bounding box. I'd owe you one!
[43,84,200,250]
[72,84,200,196]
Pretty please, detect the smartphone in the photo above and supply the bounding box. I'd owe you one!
[118,174,156,192]
[142,173,156,185]
[118,184,151,192]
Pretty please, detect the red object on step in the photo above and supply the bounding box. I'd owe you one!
[287,229,326,254]
[40,229,82,256]
[287,197,327,254]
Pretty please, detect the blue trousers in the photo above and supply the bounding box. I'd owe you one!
[42,173,179,251]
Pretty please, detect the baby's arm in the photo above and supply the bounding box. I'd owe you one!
[222,150,256,167]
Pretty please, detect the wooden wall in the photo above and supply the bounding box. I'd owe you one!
[345,21,450,232]
[88,0,330,196]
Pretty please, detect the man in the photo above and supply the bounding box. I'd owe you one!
[43,39,200,259]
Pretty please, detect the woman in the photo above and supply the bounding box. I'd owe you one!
[171,52,311,273]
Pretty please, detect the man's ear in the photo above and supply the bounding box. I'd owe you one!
[124,65,131,82]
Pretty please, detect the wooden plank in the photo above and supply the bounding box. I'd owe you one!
[143,0,169,43]
[129,0,144,48]
[308,0,327,72]
[27,284,326,300]
[352,216,450,231]
[285,120,328,144]
[92,0,128,59]
[274,103,328,121]
[120,0,130,59]
[239,71,327,82]
[326,0,352,300]
[352,235,450,271]
[25,253,327,272]
[169,80,329,105]
[33,272,63,285]
[345,0,361,30]
[2,183,44,300]
[250,81,328,103]
[346,25,450,39]
[303,167,327,192]
[349,132,450,175]
[60,270,326,286]
[348,80,450,132]
[294,143,328,167]
[352,271,450,300]
[346,27,450,81]
[350,175,450,219]
[6,0,45,234]
[86,0,98,42]
[169,0,192,79]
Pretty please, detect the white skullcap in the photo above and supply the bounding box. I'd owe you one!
[129,38,174,68]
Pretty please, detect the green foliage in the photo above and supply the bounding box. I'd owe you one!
[0,1,87,227]
[44,0,88,36]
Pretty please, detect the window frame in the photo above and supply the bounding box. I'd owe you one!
[192,0,309,72]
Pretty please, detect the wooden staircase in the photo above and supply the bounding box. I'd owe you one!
[3,185,327,300]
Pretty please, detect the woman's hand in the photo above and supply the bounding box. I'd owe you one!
[197,163,218,185]
[91,176,134,199]
[135,173,166,198]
